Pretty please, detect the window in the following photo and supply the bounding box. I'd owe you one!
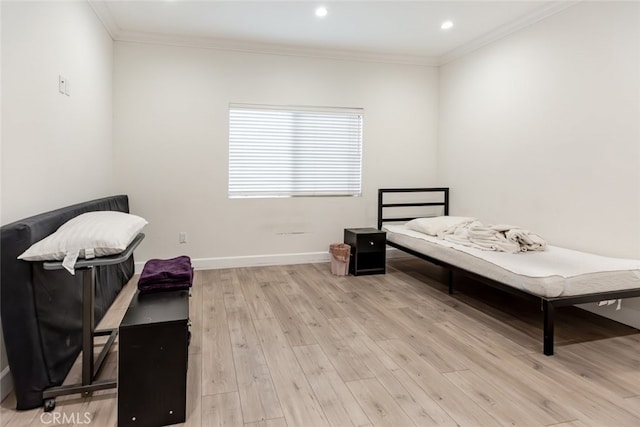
[228,104,363,198]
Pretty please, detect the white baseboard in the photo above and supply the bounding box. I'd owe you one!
[1,366,13,402]
[135,247,410,273]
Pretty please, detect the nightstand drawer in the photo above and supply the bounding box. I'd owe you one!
[356,233,385,253]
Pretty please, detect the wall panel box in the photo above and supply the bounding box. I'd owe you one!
[118,289,189,427]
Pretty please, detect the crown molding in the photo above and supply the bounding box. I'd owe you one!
[113,30,439,66]
[87,0,433,66]
[88,0,121,39]
[438,1,581,66]
[90,0,580,68]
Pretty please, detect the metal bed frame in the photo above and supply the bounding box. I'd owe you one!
[378,187,640,355]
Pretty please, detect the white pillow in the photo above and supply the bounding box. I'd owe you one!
[18,211,147,274]
[406,216,475,236]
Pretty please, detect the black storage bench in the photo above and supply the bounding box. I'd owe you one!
[118,289,190,427]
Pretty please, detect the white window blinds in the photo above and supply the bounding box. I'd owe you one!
[229,104,363,198]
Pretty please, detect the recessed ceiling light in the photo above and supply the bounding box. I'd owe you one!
[441,20,454,30]
[315,7,328,18]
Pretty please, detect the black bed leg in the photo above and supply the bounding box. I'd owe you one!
[448,270,454,294]
[543,300,554,356]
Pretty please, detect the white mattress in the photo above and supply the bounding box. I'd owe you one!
[384,224,640,298]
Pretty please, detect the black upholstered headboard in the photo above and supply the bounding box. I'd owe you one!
[1,195,134,409]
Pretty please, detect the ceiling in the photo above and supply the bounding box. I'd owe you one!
[89,1,576,65]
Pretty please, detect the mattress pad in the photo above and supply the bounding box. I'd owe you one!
[384,224,640,298]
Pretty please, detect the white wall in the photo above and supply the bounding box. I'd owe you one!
[438,1,640,326]
[114,42,439,264]
[1,1,114,225]
[0,0,113,397]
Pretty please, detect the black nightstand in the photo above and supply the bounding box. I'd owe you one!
[344,228,386,276]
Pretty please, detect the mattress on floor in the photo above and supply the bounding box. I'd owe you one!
[384,224,640,298]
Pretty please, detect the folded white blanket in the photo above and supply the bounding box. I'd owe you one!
[437,220,546,253]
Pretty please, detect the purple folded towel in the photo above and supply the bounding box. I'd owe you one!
[138,255,193,292]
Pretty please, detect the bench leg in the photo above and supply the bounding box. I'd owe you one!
[448,270,454,295]
[81,267,95,387]
[543,299,554,356]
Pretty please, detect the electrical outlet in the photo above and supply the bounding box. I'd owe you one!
[179,232,187,244]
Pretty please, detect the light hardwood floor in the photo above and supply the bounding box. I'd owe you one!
[2,258,640,426]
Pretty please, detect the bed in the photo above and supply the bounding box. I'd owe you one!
[378,187,640,355]
[0,195,143,410]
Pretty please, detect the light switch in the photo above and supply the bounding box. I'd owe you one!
[58,75,66,94]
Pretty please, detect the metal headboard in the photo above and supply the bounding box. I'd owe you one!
[377,187,449,229]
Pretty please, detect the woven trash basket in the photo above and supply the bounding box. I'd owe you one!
[329,243,351,276]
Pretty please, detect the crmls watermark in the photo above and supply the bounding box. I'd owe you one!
[40,411,92,425]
